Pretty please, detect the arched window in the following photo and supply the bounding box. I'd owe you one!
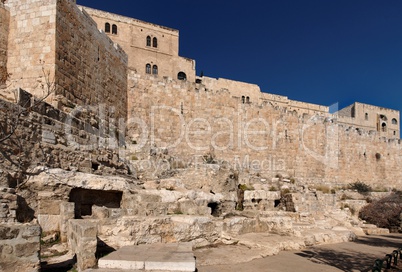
[146,64,151,74]
[112,24,118,35]
[365,113,368,120]
[152,65,158,75]
[105,22,110,33]
[177,72,187,81]
[382,122,387,132]
[241,96,245,104]
[246,96,250,103]
[392,118,398,125]
[146,36,151,47]
[153,37,158,48]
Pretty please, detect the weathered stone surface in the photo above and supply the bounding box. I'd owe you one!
[21,225,41,239]
[0,222,40,272]
[38,214,60,233]
[38,200,61,215]
[26,169,131,192]
[0,226,19,240]
[98,243,196,272]
[68,219,97,271]
[14,242,40,257]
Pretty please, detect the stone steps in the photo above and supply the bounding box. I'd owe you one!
[95,243,196,272]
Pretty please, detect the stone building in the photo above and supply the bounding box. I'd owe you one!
[2,0,128,122]
[336,102,400,138]
[81,6,196,83]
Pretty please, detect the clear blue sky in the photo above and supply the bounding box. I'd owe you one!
[77,0,402,115]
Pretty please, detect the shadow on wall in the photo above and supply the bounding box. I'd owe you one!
[68,188,122,219]
[16,195,35,223]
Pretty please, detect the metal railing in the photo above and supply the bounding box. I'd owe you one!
[372,248,401,272]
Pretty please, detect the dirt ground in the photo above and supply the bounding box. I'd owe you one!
[195,234,402,272]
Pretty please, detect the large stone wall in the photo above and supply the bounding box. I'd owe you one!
[127,73,402,188]
[5,0,57,99]
[0,3,9,86]
[55,1,128,120]
[4,0,128,121]
[0,89,129,188]
[0,223,41,272]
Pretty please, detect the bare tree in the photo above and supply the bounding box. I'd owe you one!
[0,68,55,143]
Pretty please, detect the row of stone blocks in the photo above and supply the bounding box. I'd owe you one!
[0,187,17,223]
[98,243,196,271]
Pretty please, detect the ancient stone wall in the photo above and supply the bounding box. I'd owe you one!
[55,1,128,121]
[127,73,402,188]
[0,223,41,272]
[0,188,17,223]
[4,0,128,121]
[0,187,40,272]
[0,89,129,188]
[5,0,57,99]
[0,3,9,86]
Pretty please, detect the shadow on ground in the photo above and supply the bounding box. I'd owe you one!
[40,256,75,272]
[296,234,402,272]
[354,235,402,248]
[296,248,378,272]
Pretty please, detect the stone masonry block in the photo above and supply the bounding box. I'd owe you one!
[38,214,59,232]
[0,226,19,240]
[21,224,41,239]
[38,200,61,215]
[15,241,40,258]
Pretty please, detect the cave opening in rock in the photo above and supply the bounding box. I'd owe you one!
[208,202,220,217]
[274,199,281,208]
[91,162,99,171]
[69,188,123,219]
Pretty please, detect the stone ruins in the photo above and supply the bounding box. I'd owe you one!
[0,0,400,271]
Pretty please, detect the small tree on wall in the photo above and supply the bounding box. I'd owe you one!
[0,68,55,187]
[0,68,55,144]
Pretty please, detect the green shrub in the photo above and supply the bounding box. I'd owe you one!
[340,193,352,200]
[314,185,330,194]
[269,186,278,191]
[281,188,290,196]
[373,186,388,192]
[349,181,372,194]
[239,184,254,191]
[289,178,296,184]
[203,153,217,164]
